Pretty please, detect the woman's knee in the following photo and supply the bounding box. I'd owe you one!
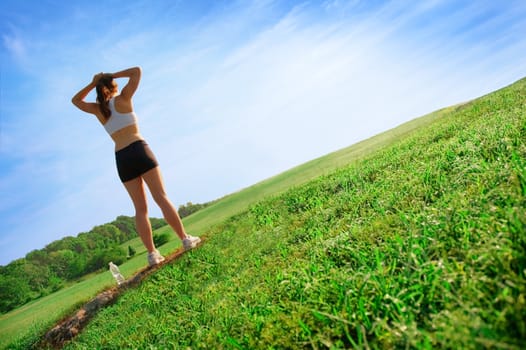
[134,201,148,215]
[153,192,171,209]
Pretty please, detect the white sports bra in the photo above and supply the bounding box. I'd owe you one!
[103,97,138,135]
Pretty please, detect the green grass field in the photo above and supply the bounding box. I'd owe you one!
[1,110,423,350]
[2,77,525,349]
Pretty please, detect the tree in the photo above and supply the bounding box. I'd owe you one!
[66,254,87,279]
[86,249,107,273]
[22,262,53,296]
[150,217,167,230]
[128,245,136,258]
[113,216,137,241]
[0,275,31,313]
[26,249,51,266]
[153,232,171,247]
[49,250,76,279]
[91,224,123,247]
[105,246,127,265]
[178,201,211,218]
[86,246,127,273]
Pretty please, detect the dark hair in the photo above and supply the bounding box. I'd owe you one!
[95,74,115,120]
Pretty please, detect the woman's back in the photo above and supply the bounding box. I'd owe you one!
[106,96,143,151]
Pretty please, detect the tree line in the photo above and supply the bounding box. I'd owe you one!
[177,201,212,218]
[0,216,166,314]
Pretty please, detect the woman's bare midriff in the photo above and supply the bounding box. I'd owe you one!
[111,124,144,151]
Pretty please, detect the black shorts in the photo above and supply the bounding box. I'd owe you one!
[115,140,159,182]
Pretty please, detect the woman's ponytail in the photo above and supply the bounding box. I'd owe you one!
[95,75,115,120]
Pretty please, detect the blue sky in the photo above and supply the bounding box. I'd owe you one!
[1,0,525,265]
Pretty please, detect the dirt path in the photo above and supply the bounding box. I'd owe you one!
[41,239,205,349]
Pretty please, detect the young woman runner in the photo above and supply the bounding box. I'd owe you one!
[72,67,200,266]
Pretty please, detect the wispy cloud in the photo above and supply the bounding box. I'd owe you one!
[2,33,26,62]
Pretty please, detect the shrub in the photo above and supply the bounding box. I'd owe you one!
[153,233,171,247]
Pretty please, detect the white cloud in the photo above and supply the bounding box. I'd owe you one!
[2,33,26,62]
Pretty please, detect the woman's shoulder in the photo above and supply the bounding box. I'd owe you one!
[113,95,134,113]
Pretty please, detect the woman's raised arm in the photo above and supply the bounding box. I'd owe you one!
[71,73,103,115]
[111,67,141,100]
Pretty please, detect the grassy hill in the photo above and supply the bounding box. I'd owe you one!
[5,77,526,349]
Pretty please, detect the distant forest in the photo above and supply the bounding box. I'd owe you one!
[0,201,212,314]
[0,216,169,313]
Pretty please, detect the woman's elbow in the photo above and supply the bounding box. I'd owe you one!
[71,97,79,107]
[71,96,84,109]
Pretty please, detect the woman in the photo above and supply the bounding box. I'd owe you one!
[72,66,200,266]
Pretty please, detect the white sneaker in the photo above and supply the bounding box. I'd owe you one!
[183,235,201,250]
[147,249,165,266]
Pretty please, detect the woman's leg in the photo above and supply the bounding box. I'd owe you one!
[123,177,156,253]
[142,166,187,240]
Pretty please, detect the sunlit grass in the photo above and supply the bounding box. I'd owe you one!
[61,78,526,349]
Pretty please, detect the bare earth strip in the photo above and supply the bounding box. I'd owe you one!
[42,238,205,349]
